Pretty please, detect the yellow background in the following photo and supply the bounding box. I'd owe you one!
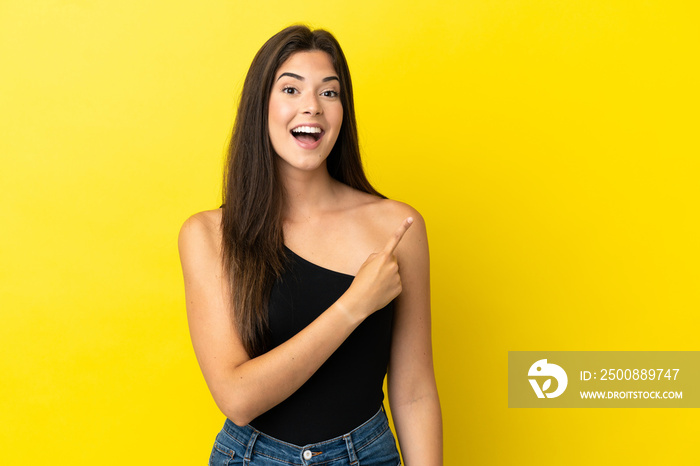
[1,0,698,464]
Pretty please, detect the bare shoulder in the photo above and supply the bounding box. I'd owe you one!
[179,208,222,237]
[373,198,423,223]
[367,198,427,241]
[342,196,428,264]
[178,208,223,261]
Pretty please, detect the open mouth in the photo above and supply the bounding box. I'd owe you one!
[291,126,324,144]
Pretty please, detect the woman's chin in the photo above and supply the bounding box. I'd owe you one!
[275,155,329,174]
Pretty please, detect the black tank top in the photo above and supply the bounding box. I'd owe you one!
[249,246,395,445]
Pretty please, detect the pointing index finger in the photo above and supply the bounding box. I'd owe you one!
[384,217,414,254]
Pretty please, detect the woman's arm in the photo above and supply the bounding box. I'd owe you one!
[178,211,412,426]
[388,209,443,465]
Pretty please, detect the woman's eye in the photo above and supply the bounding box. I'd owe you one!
[321,90,339,97]
[282,87,297,94]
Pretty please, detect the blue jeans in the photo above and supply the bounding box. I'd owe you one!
[208,406,401,465]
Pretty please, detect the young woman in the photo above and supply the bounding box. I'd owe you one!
[178,25,442,465]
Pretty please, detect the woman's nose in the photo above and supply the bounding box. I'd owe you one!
[301,93,322,115]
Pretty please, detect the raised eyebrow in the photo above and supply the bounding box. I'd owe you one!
[275,72,340,84]
[277,72,304,82]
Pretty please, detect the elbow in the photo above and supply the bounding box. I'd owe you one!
[226,411,254,428]
[209,374,259,426]
[226,414,253,428]
[216,396,255,427]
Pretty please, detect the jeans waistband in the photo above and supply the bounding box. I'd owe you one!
[221,406,390,464]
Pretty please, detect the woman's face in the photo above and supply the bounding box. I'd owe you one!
[268,50,343,174]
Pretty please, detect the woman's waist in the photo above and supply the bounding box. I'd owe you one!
[226,404,390,451]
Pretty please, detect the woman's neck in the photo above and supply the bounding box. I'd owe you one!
[279,162,342,220]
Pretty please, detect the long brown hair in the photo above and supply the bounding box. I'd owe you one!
[222,25,382,358]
